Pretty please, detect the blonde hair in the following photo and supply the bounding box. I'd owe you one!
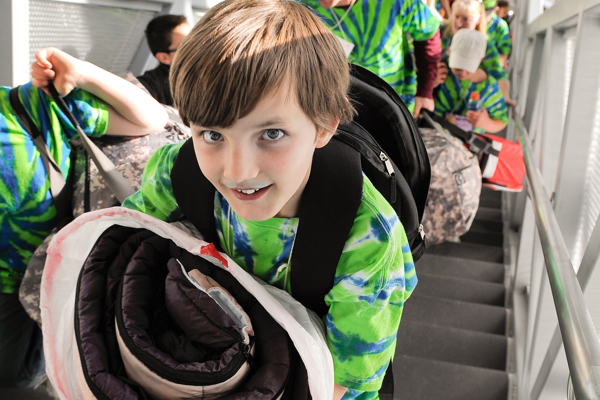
[443,0,487,39]
[170,0,355,133]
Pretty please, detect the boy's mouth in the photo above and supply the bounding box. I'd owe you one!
[231,185,271,200]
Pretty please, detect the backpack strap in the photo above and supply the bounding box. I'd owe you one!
[9,86,72,223]
[290,138,363,317]
[171,137,363,317]
[170,139,220,248]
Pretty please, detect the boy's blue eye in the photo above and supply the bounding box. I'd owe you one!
[202,131,223,143]
[261,129,285,141]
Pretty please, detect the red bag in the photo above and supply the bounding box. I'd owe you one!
[478,133,525,192]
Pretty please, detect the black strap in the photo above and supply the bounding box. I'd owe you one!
[9,87,72,223]
[47,84,135,203]
[170,139,220,248]
[422,109,500,157]
[171,137,363,317]
[290,138,363,317]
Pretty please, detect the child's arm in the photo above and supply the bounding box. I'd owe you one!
[333,383,347,400]
[31,47,168,137]
[466,108,506,133]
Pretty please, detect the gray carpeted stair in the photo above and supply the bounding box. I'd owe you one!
[393,187,509,399]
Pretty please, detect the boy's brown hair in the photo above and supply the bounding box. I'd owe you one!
[170,0,355,133]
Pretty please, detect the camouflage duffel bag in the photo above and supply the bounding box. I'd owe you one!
[420,127,482,245]
[19,106,190,326]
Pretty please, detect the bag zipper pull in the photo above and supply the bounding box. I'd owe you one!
[380,152,394,176]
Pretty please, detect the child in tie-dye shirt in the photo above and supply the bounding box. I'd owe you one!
[123,1,416,399]
[0,48,167,389]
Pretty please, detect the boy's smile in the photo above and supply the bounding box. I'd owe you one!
[191,82,337,221]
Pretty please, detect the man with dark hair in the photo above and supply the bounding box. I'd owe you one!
[137,14,191,106]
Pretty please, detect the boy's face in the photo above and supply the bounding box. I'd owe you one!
[191,83,337,221]
[452,68,475,81]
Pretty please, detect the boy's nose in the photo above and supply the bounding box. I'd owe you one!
[222,145,259,184]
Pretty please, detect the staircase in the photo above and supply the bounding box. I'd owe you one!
[393,187,510,400]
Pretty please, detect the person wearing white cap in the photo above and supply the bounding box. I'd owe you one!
[433,29,508,133]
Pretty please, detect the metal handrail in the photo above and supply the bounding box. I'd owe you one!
[514,113,600,399]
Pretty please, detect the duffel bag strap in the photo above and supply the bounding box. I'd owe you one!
[422,110,499,157]
[47,84,135,203]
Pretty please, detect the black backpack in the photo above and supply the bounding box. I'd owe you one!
[171,64,431,318]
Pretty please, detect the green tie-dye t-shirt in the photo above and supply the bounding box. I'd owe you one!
[0,83,108,293]
[487,13,511,56]
[434,68,508,133]
[300,0,440,110]
[123,142,417,398]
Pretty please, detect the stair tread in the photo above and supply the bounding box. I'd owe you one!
[460,230,504,247]
[416,253,505,283]
[415,273,505,306]
[396,320,507,370]
[426,241,504,263]
[403,294,506,335]
[475,207,503,222]
[393,354,509,400]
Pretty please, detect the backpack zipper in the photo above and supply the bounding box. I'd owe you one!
[380,152,395,177]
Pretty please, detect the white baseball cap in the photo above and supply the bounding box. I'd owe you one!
[449,29,487,73]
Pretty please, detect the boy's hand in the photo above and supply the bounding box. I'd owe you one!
[413,96,434,118]
[31,47,86,96]
[466,108,491,130]
[434,62,447,88]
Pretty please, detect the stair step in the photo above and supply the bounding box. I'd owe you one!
[426,241,504,263]
[416,254,505,284]
[396,321,507,370]
[403,294,506,335]
[460,230,504,247]
[480,186,502,201]
[415,273,505,306]
[393,354,509,400]
[479,195,502,209]
[469,218,503,234]
[475,207,503,222]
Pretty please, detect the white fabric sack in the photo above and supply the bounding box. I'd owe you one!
[41,207,334,400]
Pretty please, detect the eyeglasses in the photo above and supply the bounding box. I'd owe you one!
[163,48,178,53]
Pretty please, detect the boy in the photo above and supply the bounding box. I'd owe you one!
[137,14,192,106]
[123,0,416,399]
[0,47,167,389]
[434,29,508,133]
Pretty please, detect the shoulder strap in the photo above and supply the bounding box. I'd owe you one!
[422,109,500,157]
[170,139,220,247]
[171,137,363,317]
[290,138,363,317]
[9,86,72,222]
[46,84,135,203]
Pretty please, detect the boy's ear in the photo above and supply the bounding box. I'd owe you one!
[155,52,171,65]
[315,116,340,149]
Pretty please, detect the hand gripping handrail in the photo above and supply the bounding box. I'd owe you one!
[514,112,600,400]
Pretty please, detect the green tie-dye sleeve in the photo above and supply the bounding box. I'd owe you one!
[487,14,511,56]
[479,77,508,127]
[401,0,441,42]
[122,142,184,222]
[482,41,508,82]
[325,176,416,393]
